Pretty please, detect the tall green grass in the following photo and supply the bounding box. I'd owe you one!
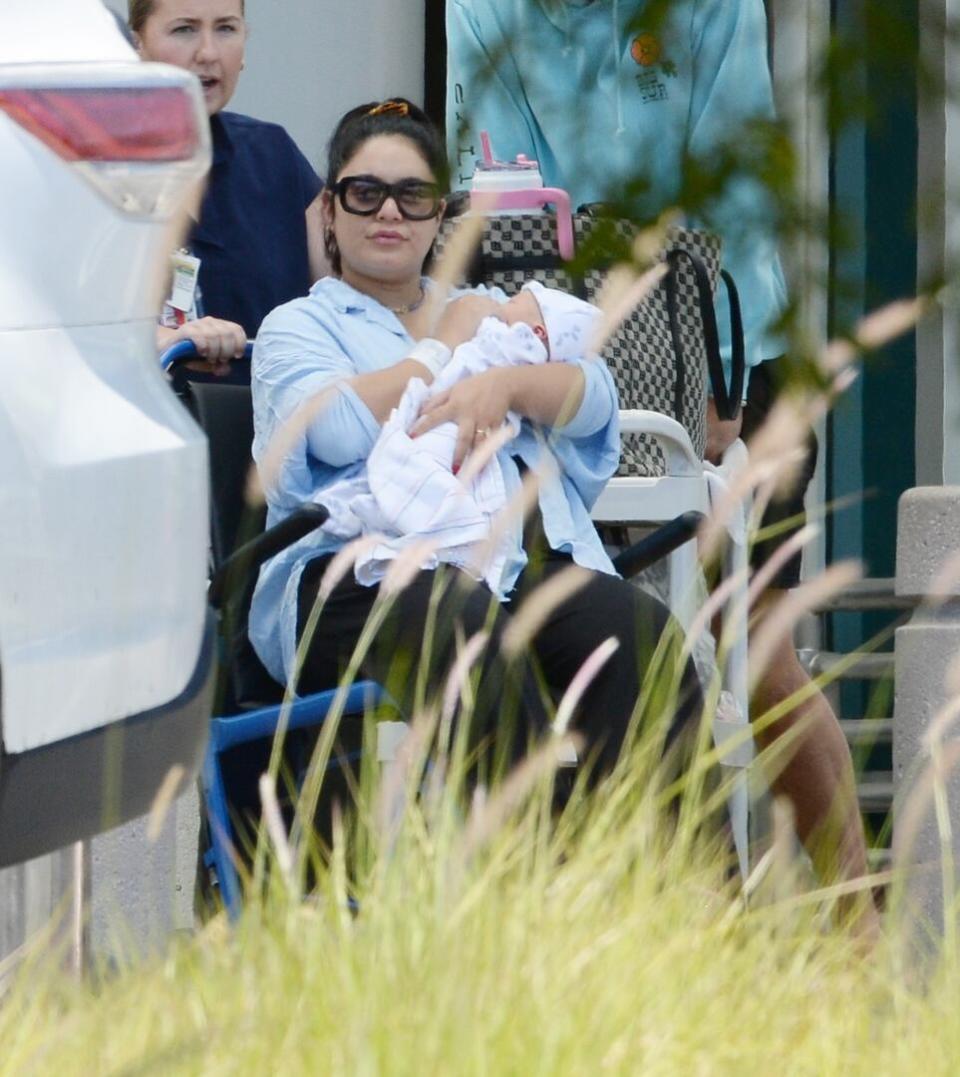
[0,183,945,1073]
[1,690,958,1076]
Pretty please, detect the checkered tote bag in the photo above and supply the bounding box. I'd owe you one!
[435,207,744,477]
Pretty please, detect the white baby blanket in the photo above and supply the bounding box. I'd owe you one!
[320,316,555,593]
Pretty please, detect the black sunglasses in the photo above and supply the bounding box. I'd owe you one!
[332,174,444,220]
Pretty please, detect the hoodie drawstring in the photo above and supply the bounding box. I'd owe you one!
[612,0,626,136]
[551,0,627,135]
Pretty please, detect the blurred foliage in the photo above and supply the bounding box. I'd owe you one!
[1,688,956,1075]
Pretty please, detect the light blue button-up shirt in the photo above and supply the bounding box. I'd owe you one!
[249,276,621,683]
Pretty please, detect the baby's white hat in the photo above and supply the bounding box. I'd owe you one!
[522,280,602,362]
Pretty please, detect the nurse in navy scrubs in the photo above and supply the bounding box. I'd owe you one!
[131,0,327,376]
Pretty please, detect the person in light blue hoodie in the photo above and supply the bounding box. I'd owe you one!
[447,0,878,935]
[446,0,786,419]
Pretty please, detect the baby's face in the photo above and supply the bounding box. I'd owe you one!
[501,290,549,351]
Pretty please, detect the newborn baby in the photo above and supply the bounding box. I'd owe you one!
[497,280,602,362]
[402,280,602,466]
[326,281,603,593]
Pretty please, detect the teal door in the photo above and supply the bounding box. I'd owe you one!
[827,0,918,715]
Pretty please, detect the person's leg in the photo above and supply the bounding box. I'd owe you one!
[750,603,869,886]
[296,552,701,780]
[515,557,704,778]
[742,360,876,934]
[295,558,550,768]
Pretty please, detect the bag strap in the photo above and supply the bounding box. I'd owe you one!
[664,248,744,422]
[663,252,689,423]
[720,268,745,412]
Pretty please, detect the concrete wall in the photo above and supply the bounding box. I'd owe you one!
[943,0,960,486]
[106,0,427,174]
[916,0,960,486]
[89,789,199,961]
[770,0,830,586]
[0,848,78,967]
[893,488,960,942]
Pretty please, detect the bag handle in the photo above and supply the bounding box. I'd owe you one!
[664,249,744,422]
[491,187,575,260]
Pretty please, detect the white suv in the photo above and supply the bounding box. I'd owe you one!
[0,0,214,865]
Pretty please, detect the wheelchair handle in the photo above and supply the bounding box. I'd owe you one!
[159,338,254,372]
[208,503,330,610]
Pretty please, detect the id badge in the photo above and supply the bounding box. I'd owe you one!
[168,249,202,313]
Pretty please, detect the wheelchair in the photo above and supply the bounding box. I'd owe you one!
[161,338,711,919]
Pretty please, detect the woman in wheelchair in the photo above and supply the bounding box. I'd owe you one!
[248,98,703,781]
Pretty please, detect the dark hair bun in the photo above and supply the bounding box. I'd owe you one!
[326,98,448,193]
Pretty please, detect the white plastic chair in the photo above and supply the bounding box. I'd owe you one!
[591,418,752,877]
[436,208,754,874]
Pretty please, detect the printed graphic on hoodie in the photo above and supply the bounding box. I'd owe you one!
[630,31,676,103]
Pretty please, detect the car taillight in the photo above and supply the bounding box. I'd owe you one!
[0,86,199,162]
[0,64,210,219]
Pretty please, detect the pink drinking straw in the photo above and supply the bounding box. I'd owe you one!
[479,130,494,165]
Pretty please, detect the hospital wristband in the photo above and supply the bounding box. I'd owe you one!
[406,338,452,379]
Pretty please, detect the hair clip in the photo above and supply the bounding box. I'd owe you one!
[367,100,410,118]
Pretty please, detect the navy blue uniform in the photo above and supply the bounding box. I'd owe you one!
[191,111,322,347]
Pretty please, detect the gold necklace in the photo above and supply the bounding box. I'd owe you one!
[387,286,425,316]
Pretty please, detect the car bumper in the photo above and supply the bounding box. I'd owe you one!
[0,610,216,868]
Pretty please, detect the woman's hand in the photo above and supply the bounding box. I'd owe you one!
[156,318,248,377]
[344,297,506,425]
[411,367,514,473]
[431,295,504,350]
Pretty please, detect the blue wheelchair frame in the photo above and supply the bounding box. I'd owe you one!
[202,683,384,917]
[161,340,386,920]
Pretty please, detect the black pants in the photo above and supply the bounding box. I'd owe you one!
[295,549,703,781]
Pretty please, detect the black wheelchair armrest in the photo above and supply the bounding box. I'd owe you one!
[611,511,705,580]
[209,503,329,610]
